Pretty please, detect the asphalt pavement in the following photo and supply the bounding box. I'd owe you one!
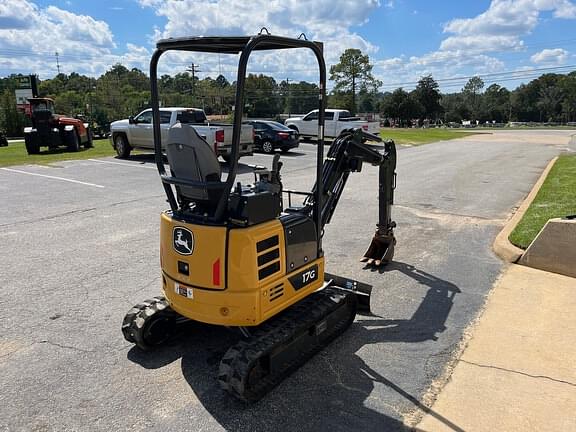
[0,130,571,431]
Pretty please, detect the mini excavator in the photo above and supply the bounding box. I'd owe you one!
[122,33,397,402]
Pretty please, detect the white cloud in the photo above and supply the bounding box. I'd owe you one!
[0,0,37,29]
[442,0,576,54]
[44,6,115,47]
[548,0,576,17]
[375,50,506,90]
[0,0,116,77]
[441,35,524,52]
[137,0,381,84]
[142,0,380,34]
[530,47,569,64]
[371,0,576,91]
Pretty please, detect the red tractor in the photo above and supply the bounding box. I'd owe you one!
[24,98,93,155]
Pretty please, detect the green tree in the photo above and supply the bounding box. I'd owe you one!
[559,72,576,122]
[413,75,442,120]
[0,89,27,136]
[329,48,381,114]
[511,73,560,122]
[482,84,510,123]
[244,74,281,118]
[380,88,423,126]
[215,74,230,88]
[462,76,484,121]
[400,93,424,125]
[327,90,351,110]
[358,89,377,113]
[381,88,408,120]
[281,80,318,115]
[537,86,563,122]
[441,93,469,123]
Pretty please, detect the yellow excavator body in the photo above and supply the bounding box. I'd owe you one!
[160,212,325,326]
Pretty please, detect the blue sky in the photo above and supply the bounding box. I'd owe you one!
[1,0,576,92]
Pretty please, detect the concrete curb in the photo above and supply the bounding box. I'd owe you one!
[492,156,558,263]
[569,134,576,152]
[519,218,576,278]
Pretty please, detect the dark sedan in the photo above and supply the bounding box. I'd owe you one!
[244,120,299,154]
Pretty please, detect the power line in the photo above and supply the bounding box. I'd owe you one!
[379,64,576,89]
[1,35,575,67]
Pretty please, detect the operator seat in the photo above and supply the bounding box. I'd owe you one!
[165,122,224,212]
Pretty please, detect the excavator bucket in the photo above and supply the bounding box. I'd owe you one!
[361,232,396,267]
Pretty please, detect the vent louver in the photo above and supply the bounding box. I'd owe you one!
[256,235,281,281]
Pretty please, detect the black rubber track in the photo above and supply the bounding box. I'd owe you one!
[218,287,357,402]
[121,296,176,350]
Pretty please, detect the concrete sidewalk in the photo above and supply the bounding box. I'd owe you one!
[416,264,576,432]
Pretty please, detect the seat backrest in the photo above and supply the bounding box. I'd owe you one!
[166,123,222,205]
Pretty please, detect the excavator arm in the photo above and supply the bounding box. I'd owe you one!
[301,128,397,266]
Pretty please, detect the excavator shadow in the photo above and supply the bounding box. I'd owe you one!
[127,262,464,432]
[363,261,462,342]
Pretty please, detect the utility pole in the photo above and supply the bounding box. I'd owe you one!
[186,63,201,97]
[55,51,61,74]
[286,78,291,117]
[351,57,356,115]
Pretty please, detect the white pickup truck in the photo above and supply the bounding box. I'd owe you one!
[285,109,380,140]
[110,107,253,161]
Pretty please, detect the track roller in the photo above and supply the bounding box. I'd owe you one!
[218,287,357,402]
[122,296,177,350]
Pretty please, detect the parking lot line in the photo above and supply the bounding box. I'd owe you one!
[0,167,105,188]
[88,158,158,170]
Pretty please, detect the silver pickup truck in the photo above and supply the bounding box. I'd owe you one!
[110,107,253,161]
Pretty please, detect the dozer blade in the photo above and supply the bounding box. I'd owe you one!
[324,272,372,314]
[361,232,396,267]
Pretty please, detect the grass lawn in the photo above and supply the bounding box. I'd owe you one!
[0,138,115,167]
[509,154,576,249]
[380,128,482,145]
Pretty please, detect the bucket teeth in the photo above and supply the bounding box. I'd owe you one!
[361,232,396,266]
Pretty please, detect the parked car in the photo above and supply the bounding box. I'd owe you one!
[110,107,253,161]
[285,109,380,140]
[243,120,299,154]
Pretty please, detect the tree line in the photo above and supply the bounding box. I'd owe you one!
[1,48,575,136]
[384,72,576,126]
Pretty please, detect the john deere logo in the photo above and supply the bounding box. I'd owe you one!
[173,227,194,255]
